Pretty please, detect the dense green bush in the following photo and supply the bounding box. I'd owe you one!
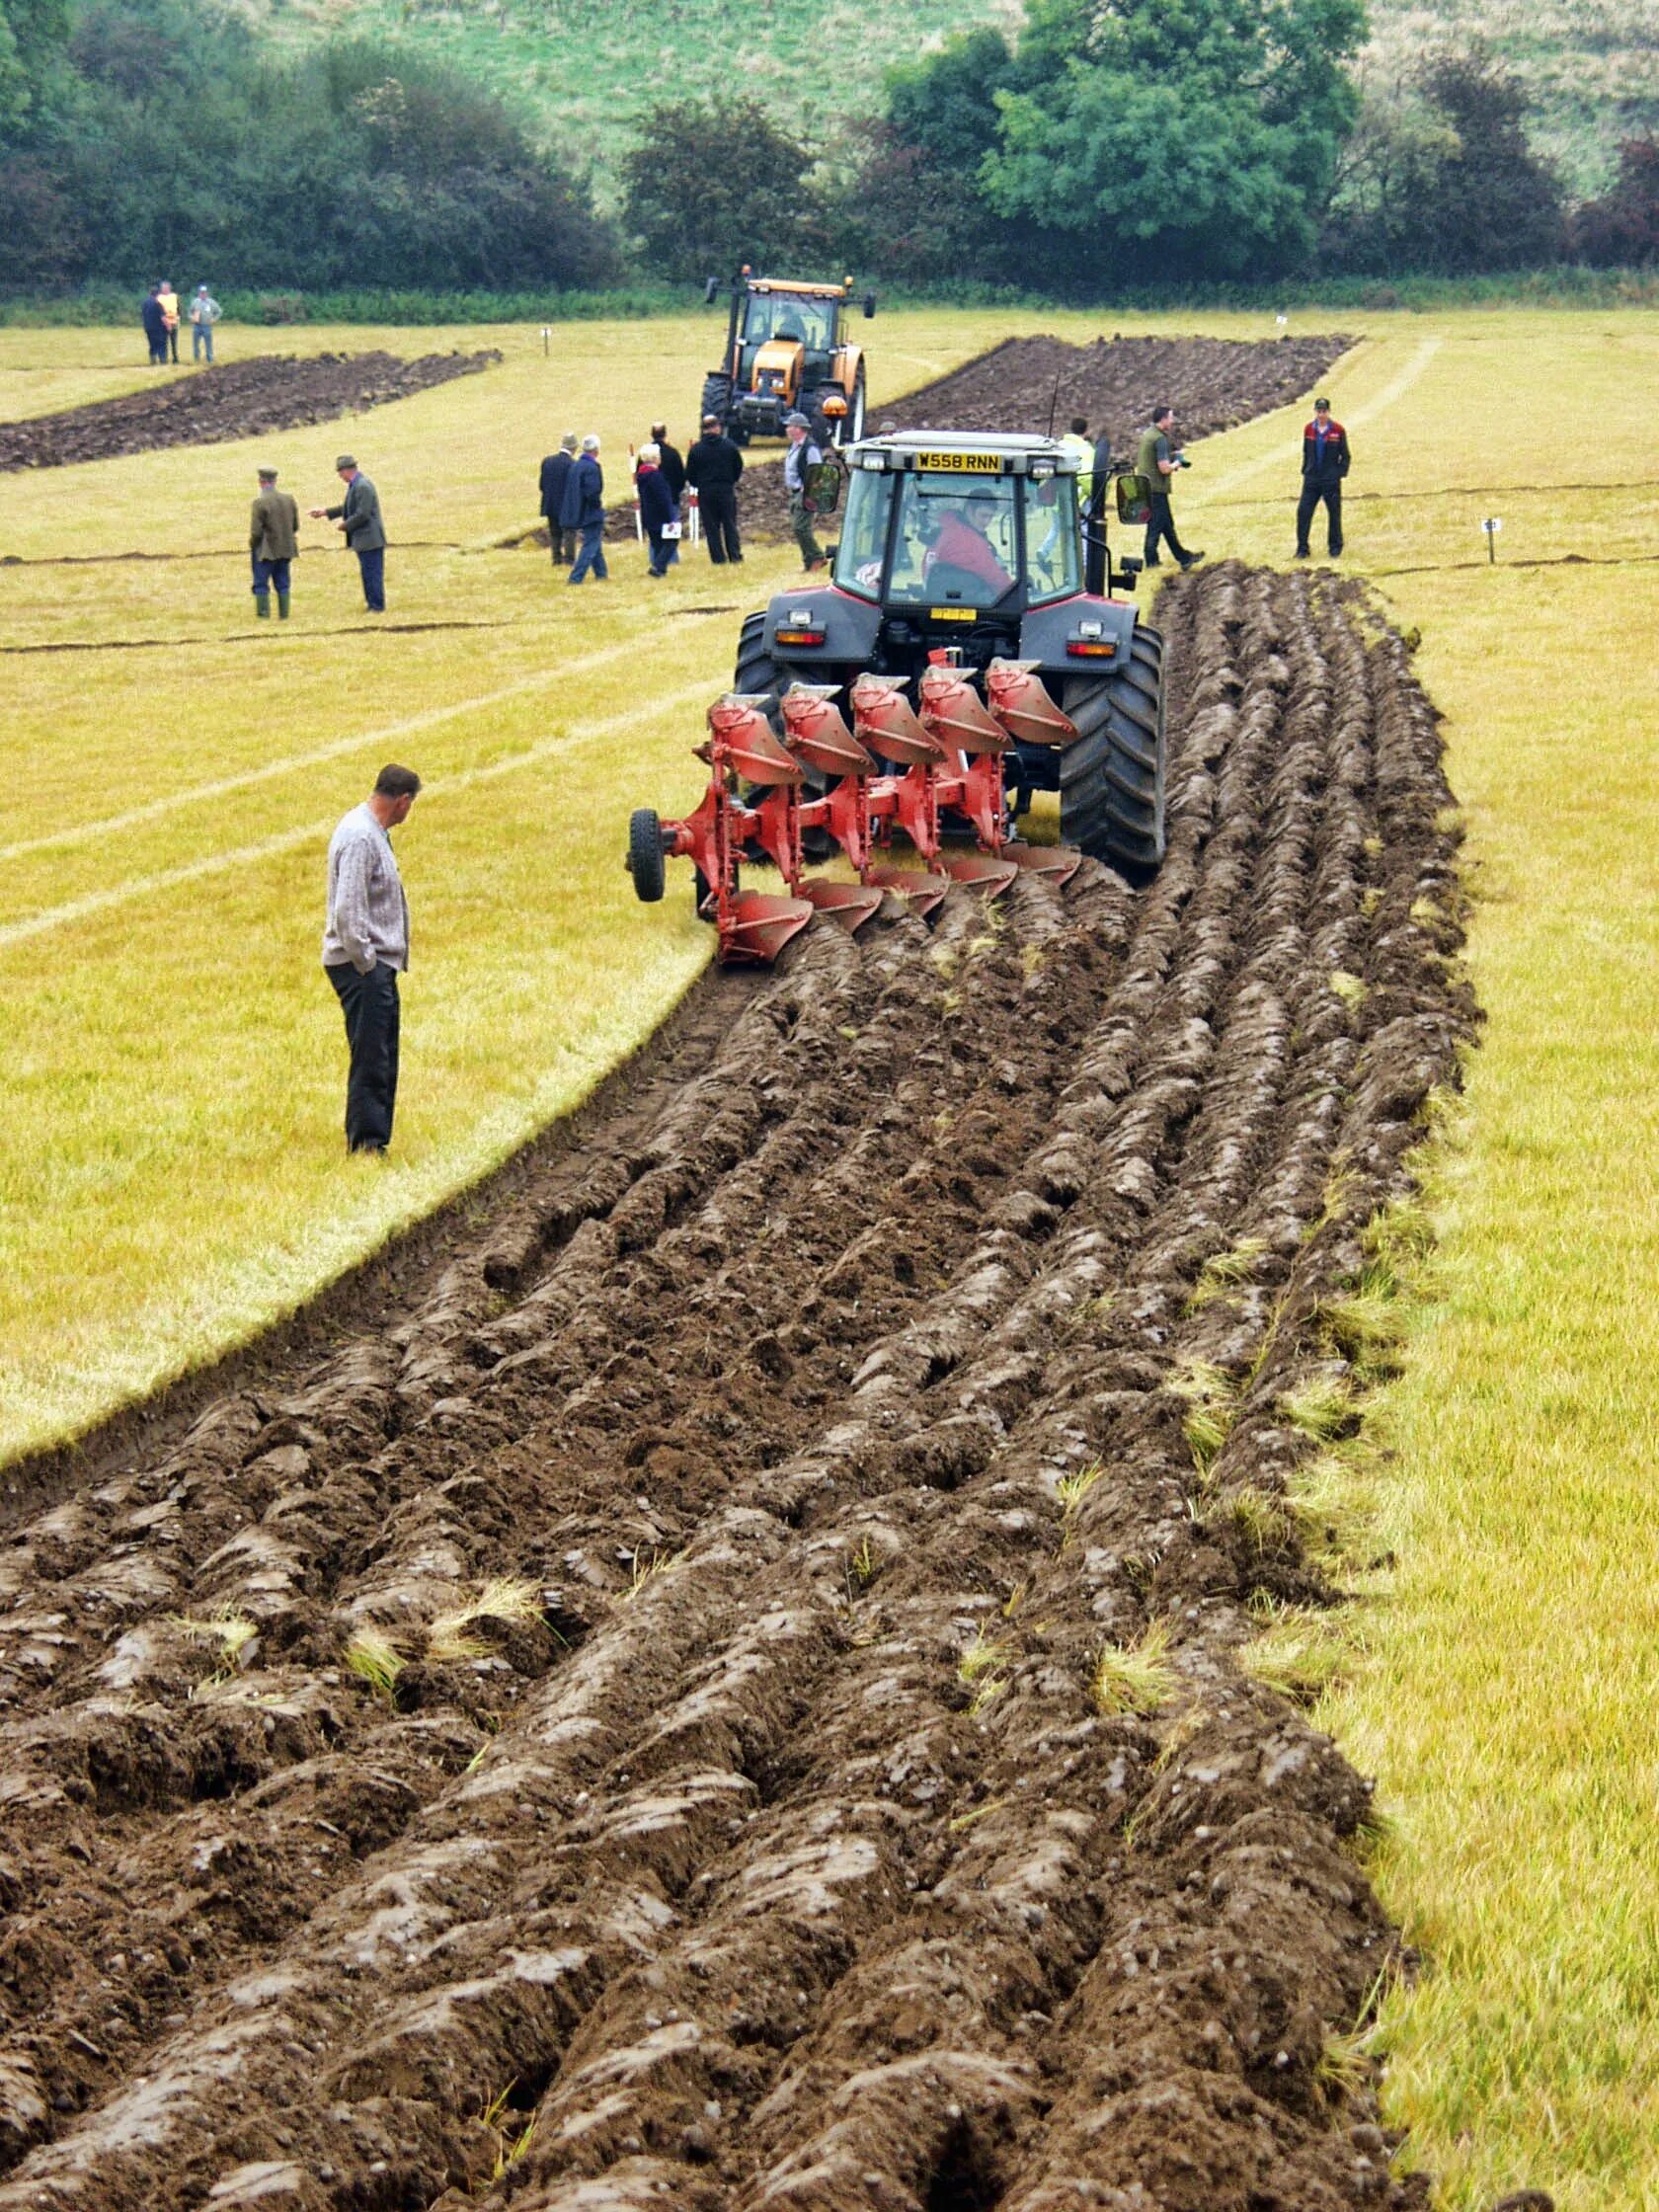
[0,0,618,291]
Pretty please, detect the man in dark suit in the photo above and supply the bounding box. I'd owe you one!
[310,454,387,611]
[540,434,577,564]
[685,413,744,565]
[1295,397,1351,559]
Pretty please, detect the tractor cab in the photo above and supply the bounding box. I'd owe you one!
[755,434,1143,685]
[702,268,875,444]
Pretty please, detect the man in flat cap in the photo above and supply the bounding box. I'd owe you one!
[310,454,387,612]
[249,465,299,620]
[782,411,827,573]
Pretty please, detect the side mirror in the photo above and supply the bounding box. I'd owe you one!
[863,293,877,320]
[704,276,720,305]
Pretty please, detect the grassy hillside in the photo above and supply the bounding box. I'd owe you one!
[254,0,1654,198]
[258,0,1026,195]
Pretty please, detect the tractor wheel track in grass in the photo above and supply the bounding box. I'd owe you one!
[0,562,1471,2210]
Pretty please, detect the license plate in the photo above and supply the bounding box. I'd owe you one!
[915,452,1003,475]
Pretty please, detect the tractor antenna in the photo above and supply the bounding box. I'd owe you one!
[1045,369,1062,439]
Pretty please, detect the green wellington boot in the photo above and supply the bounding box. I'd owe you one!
[276,591,290,619]
[254,596,270,618]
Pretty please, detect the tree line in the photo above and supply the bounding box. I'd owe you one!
[623,0,1659,290]
[0,0,618,290]
[0,0,1655,301]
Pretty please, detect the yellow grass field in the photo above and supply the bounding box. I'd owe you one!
[4,298,1659,2205]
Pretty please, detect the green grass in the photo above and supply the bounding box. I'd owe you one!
[1181,301,1659,2205]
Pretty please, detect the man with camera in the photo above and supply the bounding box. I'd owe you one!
[1135,406,1204,572]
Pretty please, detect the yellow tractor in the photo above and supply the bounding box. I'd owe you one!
[700,266,875,445]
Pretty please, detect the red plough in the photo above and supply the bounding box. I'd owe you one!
[628,659,1083,965]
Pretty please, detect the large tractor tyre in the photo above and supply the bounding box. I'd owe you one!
[1058,624,1167,881]
[734,610,783,708]
[627,808,667,903]
[733,614,833,857]
[700,372,735,434]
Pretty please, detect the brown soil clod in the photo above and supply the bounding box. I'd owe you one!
[0,561,1472,2209]
[0,351,501,472]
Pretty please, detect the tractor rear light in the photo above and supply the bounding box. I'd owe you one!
[1066,639,1117,658]
[776,628,827,647]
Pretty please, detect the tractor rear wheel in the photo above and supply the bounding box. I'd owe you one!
[735,610,783,706]
[700,372,735,434]
[1058,624,1166,881]
[627,808,666,903]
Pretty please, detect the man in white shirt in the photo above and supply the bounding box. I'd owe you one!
[322,763,420,1153]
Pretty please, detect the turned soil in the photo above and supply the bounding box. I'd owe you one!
[0,558,1471,2211]
[583,331,1351,550]
[0,351,501,472]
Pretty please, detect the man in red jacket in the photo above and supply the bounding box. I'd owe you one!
[923,484,1013,598]
[1296,397,1351,560]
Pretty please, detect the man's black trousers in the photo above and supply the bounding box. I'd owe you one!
[1297,482,1343,556]
[702,485,742,563]
[327,961,401,1151]
[547,521,575,562]
[1143,494,1190,566]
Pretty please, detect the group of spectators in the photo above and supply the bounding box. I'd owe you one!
[537,411,748,584]
[139,283,220,365]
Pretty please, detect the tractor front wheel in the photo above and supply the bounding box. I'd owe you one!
[627,808,667,903]
[1058,625,1166,881]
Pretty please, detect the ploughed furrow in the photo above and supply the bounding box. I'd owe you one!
[0,564,1471,2211]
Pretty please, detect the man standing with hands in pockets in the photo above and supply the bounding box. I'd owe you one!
[311,455,387,611]
[323,764,421,1154]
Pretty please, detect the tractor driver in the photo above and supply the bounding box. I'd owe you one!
[922,482,1013,598]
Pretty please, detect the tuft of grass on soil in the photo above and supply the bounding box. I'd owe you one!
[1277,1370,1355,1443]
[1243,1597,1351,1704]
[1091,1620,1176,1716]
[621,1547,683,1601]
[1055,1459,1106,1517]
[174,1606,258,1670]
[1186,1233,1268,1312]
[344,1627,404,1701]
[1165,1358,1240,1476]
[429,1574,544,1661]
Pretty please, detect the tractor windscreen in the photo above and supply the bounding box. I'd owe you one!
[891,471,1018,607]
[745,294,834,350]
[1023,473,1082,602]
[834,470,893,600]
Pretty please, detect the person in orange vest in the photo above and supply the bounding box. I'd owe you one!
[1295,397,1351,559]
[156,279,181,364]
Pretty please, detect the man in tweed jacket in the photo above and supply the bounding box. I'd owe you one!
[311,454,388,612]
[323,763,421,1152]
